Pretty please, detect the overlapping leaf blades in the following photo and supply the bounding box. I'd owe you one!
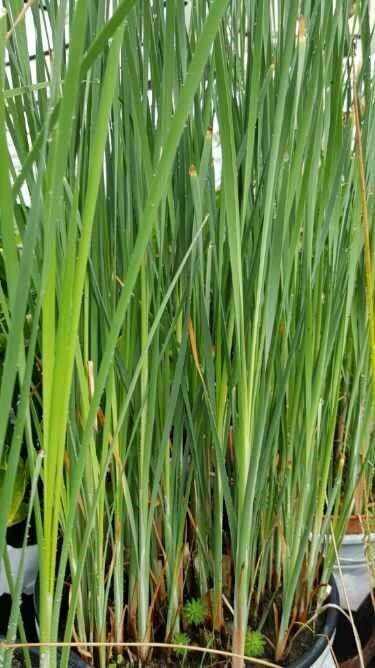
[0,1,374,667]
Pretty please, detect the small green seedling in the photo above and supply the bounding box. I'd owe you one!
[173,632,191,658]
[244,629,266,658]
[183,597,207,626]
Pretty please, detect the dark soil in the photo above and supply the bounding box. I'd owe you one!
[0,559,338,667]
[0,612,328,668]
[4,601,375,668]
[260,606,325,666]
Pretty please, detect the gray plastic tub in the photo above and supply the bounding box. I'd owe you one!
[333,533,375,610]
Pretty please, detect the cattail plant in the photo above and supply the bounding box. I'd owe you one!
[0,1,374,668]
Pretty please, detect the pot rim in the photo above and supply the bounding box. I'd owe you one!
[287,576,339,668]
[341,532,375,545]
[4,542,38,550]
[346,514,375,535]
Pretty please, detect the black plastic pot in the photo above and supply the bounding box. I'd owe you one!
[287,577,339,668]
[12,646,88,667]
[2,571,87,668]
[0,639,87,668]
[333,588,375,663]
[0,594,38,641]
[0,522,39,640]
[31,577,88,667]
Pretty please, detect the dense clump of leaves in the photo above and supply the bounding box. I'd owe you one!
[183,598,207,626]
[172,632,191,658]
[244,630,266,658]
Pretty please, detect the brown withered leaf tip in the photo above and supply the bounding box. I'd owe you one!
[297,16,306,42]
